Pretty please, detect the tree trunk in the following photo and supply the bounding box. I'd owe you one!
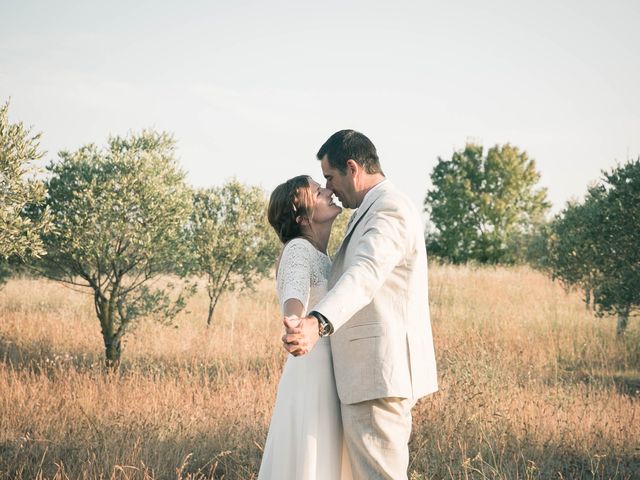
[95,292,122,370]
[583,287,591,310]
[104,336,122,369]
[616,309,629,338]
[206,295,219,326]
[207,303,215,326]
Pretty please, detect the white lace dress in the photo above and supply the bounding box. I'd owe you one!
[258,238,352,480]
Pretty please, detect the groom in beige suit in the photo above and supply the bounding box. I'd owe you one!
[283,130,438,479]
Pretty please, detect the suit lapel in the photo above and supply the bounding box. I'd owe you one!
[343,181,389,238]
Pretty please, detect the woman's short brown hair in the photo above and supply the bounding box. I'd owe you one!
[268,175,315,244]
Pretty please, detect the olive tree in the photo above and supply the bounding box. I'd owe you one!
[35,130,193,367]
[545,200,600,307]
[547,158,640,336]
[190,180,279,325]
[425,143,550,264]
[0,101,51,284]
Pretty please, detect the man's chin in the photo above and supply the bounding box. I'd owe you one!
[335,197,349,209]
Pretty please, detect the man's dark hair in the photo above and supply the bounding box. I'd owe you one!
[316,130,384,175]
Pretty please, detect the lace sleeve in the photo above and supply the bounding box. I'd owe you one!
[277,239,312,312]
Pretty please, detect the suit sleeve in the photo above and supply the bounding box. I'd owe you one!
[312,202,411,331]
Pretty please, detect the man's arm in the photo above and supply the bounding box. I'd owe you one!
[314,202,411,331]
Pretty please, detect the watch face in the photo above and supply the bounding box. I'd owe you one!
[319,322,331,336]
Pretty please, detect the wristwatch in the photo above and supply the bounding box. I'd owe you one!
[309,311,334,337]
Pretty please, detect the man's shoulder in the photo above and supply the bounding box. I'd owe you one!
[374,182,418,215]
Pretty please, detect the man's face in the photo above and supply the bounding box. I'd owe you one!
[320,156,356,209]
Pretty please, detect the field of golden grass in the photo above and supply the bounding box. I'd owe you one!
[1,265,639,479]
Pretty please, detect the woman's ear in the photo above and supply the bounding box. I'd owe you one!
[296,215,309,226]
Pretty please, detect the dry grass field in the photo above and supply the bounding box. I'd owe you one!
[0,265,638,479]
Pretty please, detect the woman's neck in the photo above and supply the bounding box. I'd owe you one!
[301,224,332,254]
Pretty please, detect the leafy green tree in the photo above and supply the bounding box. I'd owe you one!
[545,200,600,307]
[589,159,640,334]
[0,101,51,284]
[547,158,640,336]
[425,143,550,264]
[524,222,552,271]
[190,180,279,325]
[34,130,193,368]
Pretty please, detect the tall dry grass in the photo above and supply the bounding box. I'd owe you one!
[0,265,638,479]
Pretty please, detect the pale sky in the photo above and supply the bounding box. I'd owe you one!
[1,0,639,215]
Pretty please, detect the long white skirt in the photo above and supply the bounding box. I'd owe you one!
[258,338,352,479]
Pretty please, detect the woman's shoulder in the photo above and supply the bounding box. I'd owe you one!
[282,237,316,254]
[278,237,314,270]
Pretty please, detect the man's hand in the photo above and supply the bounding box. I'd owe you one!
[281,315,320,357]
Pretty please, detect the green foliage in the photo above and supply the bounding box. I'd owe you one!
[0,101,51,265]
[523,222,549,267]
[547,158,640,335]
[546,200,600,291]
[189,180,279,325]
[425,143,550,264]
[327,208,352,258]
[35,130,193,367]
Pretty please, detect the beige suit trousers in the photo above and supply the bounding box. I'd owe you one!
[341,397,416,480]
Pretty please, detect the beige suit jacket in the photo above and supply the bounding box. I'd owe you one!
[313,180,438,405]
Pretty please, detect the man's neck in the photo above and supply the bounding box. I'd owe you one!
[354,174,386,207]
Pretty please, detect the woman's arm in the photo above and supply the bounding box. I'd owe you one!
[278,240,312,326]
[283,298,304,318]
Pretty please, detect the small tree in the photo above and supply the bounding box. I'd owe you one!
[0,101,51,284]
[190,180,278,325]
[425,143,550,264]
[586,159,639,335]
[547,158,640,336]
[546,200,600,307]
[35,130,193,368]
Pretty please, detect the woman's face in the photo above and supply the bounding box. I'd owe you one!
[308,179,342,225]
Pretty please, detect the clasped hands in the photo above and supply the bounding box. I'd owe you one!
[281,315,320,356]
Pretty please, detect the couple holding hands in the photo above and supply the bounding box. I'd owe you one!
[259,130,438,480]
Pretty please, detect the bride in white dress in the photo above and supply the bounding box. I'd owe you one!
[259,175,352,480]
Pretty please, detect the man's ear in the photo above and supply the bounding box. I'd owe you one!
[346,159,359,176]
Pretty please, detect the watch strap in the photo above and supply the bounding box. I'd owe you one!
[309,310,334,336]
